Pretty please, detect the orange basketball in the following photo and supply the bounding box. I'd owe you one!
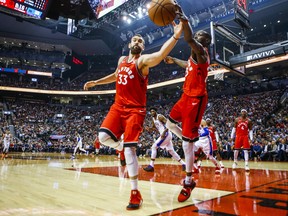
[148,0,177,26]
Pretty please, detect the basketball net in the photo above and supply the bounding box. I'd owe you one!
[209,64,224,81]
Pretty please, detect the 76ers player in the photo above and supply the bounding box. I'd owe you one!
[83,22,183,210]
[231,109,253,171]
[194,119,221,174]
[143,107,185,172]
[164,10,211,202]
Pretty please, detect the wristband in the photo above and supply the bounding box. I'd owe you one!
[173,35,179,40]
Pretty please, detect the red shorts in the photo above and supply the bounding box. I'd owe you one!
[169,93,208,141]
[212,139,217,151]
[100,103,146,147]
[234,135,250,150]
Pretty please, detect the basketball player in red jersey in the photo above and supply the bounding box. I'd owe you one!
[93,135,100,155]
[231,109,253,171]
[164,9,211,202]
[83,22,183,210]
[206,118,224,168]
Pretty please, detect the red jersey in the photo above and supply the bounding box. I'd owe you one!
[236,117,249,136]
[115,57,148,107]
[183,50,209,97]
[208,126,216,141]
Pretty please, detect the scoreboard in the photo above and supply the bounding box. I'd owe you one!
[0,0,51,19]
[234,0,250,29]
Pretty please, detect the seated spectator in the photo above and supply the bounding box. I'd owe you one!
[251,142,262,161]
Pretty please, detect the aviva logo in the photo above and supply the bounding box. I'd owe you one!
[247,50,276,61]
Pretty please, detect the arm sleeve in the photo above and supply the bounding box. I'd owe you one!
[231,127,236,139]
[215,131,219,142]
[249,130,253,141]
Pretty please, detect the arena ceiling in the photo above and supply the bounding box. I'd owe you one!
[0,0,287,56]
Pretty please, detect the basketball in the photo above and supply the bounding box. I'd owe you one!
[148,0,177,27]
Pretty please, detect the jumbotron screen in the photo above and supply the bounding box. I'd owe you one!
[0,0,50,19]
[88,0,128,19]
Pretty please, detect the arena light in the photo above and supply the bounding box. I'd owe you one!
[128,14,136,19]
[28,70,52,77]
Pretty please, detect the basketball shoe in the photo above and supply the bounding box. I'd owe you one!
[215,167,221,174]
[178,180,196,202]
[143,165,154,172]
[126,190,143,210]
[232,162,238,169]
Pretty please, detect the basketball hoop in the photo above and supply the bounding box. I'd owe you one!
[208,64,225,81]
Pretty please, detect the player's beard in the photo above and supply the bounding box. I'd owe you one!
[130,45,142,55]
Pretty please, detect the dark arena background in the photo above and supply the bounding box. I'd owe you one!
[0,0,287,215]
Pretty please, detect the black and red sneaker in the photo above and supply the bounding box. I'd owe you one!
[126,190,143,210]
[178,180,196,202]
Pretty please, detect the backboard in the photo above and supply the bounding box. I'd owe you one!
[210,21,246,76]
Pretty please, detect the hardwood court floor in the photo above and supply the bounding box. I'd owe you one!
[0,153,287,216]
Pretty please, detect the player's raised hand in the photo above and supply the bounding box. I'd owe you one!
[174,4,188,22]
[164,56,175,64]
[171,21,183,39]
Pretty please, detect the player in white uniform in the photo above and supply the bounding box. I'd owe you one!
[194,120,221,174]
[72,132,87,159]
[143,108,185,172]
[1,130,12,160]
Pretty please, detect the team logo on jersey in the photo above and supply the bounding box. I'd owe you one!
[117,67,135,85]
[118,67,135,79]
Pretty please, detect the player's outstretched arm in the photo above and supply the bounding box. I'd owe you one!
[83,73,117,90]
[176,6,204,55]
[83,56,125,90]
[138,21,183,75]
[164,56,187,69]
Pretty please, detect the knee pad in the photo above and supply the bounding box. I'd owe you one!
[98,132,110,144]
[166,119,182,139]
[99,132,121,150]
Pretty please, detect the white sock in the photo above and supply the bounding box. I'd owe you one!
[185,175,192,185]
[130,179,138,190]
[244,150,249,166]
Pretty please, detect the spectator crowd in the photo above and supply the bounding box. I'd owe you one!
[1,89,287,162]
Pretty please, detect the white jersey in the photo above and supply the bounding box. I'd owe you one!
[195,126,213,156]
[153,114,166,134]
[3,134,11,145]
[152,114,173,150]
[76,135,82,145]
